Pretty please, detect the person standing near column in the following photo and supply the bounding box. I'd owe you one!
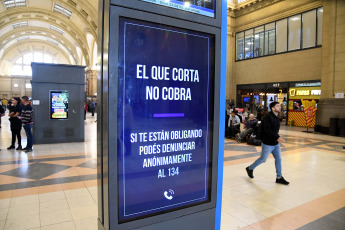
[245,102,289,185]
[21,96,33,152]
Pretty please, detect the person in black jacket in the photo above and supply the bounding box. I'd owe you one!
[245,102,289,185]
[7,97,23,150]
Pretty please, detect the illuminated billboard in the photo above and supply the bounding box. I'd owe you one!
[117,17,215,222]
[50,90,69,119]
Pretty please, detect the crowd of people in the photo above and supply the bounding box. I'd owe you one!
[0,97,34,152]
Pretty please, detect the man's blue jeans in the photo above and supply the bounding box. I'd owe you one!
[249,143,282,178]
[23,124,33,150]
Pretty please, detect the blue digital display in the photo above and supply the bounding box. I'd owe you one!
[118,17,215,223]
[140,0,215,18]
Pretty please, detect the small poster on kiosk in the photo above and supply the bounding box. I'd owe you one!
[50,90,69,119]
[117,17,215,223]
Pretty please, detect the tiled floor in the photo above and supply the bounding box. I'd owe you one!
[1,112,345,230]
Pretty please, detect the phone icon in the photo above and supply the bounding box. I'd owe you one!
[164,189,174,200]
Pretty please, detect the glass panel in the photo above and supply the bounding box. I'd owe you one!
[302,10,316,48]
[23,65,32,76]
[236,32,244,61]
[34,52,43,62]
[44,54,53,63]
[15,57,23,64]
[11,64,22,75]
[244,29,254,59]
[254,26,264,57]
[23,53,33,65]
[288,15,301,51]
[264,22,275,55]
[317,8,323,46]
[276,19,288,53]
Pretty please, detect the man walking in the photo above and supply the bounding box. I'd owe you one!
[245,102,289,185]
[21,96,33,152]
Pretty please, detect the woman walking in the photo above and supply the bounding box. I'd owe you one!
[7,97,23,150]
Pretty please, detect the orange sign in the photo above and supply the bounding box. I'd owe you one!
[304,107,317,128]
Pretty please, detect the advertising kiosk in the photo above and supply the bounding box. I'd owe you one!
[97,1,227,229]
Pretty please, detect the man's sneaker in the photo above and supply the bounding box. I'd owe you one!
[246,166,254,178]
[16,146,22,150]
[25,149,33,153]
[7,145,15,150]
[276,177,289,185]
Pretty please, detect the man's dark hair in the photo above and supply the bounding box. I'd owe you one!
[269,102,279,110]
[21,96,29,102]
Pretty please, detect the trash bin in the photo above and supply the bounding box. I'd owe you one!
[329,118,339,136]
[339,118,345,137]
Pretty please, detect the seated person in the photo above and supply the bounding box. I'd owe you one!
[236,114,258,143]
[228,111,240,138]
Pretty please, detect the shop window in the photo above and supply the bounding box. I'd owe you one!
[302,10,317,48]
[276,19,287,53]
[317,8,323,46]
[254,26,264,57]
[264,22,275,55]
[244,29,254,59]
[288,15,301,51]
[236,32,244,61]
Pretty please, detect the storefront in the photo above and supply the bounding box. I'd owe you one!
[288,82,321,127]
[237,80,320,125]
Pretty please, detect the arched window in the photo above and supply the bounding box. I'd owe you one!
[12,52,57,76]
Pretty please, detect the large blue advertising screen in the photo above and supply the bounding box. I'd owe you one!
[140,0,215,17]
[118,17,215,223]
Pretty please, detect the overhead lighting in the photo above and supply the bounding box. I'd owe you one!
[184,2,191,7]
[12,21,28,29]
[17,36,29,41]
[4,0,26,9]
[13,83,19,88]
[290,17,300,21]
[47,38,59,46]
[245,48,249,50]
[53,3,72,18]
[247,42,253,45]
[50,25,64,34]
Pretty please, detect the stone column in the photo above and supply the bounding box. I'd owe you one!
[85,69,98,97]
[315,0,345,134]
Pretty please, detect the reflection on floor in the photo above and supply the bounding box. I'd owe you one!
[0,112,345,229]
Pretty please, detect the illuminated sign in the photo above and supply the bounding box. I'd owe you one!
[140,0,215,17]
[50,90,69,119]
[311,90,321,95]
[289,89,295,97]
[295,82,321,87]
[117,18,214,223]
[296,90,310,96]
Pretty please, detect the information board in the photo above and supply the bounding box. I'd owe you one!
[140,0,215,17]
[117,17,215,223]
[50,90,69,119]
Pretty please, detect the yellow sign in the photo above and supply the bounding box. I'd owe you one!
[289,89,295,97]
[311,90,321,95]
[296,90,310,96]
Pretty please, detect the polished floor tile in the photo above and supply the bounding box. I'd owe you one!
[1,112,345,229]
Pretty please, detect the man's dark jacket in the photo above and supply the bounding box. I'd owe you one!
[261,111,280,145]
